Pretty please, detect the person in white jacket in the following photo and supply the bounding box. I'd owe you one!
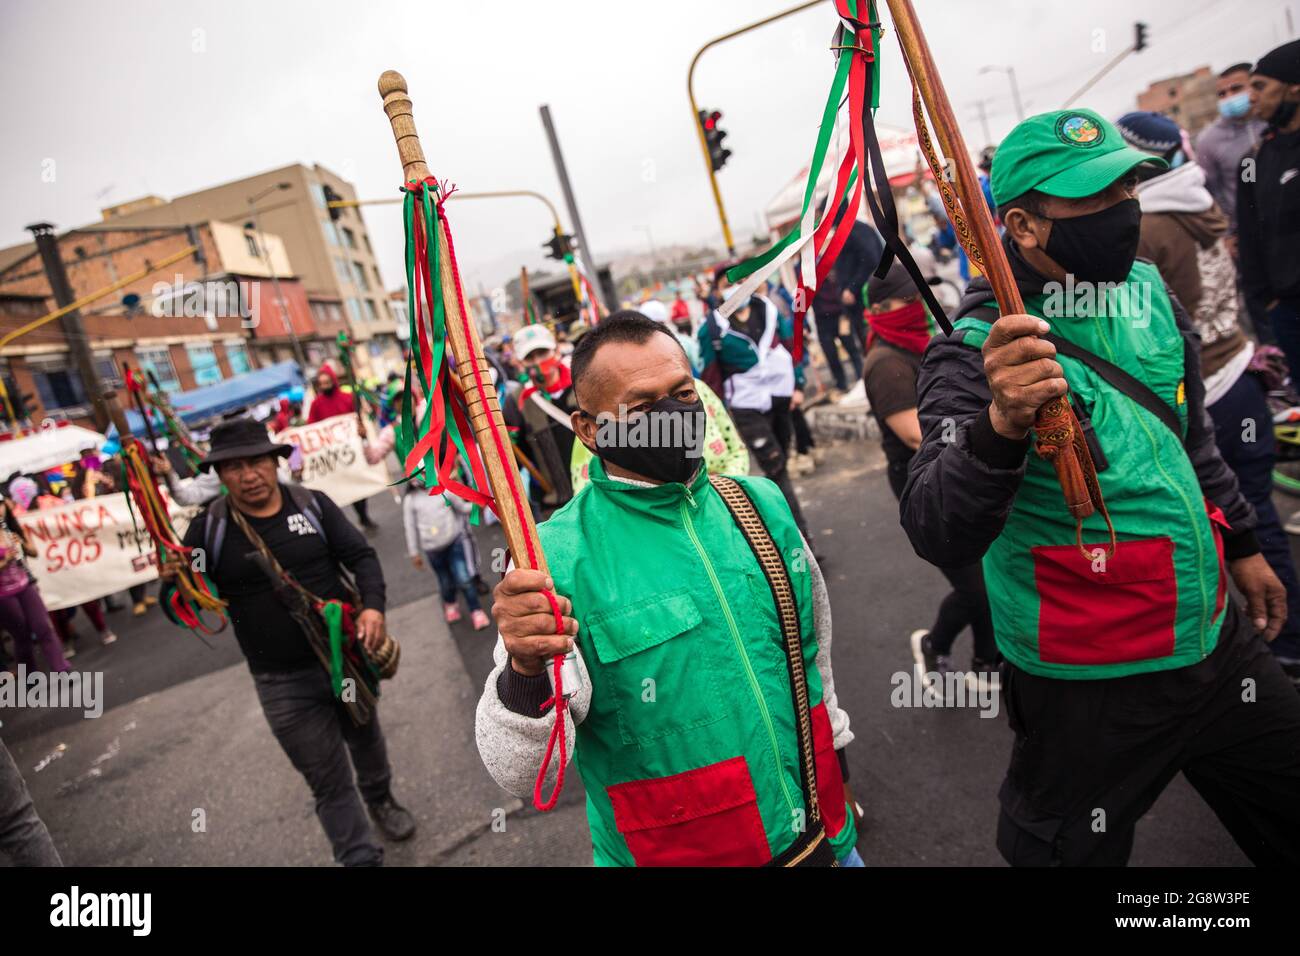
[402,478,489,630]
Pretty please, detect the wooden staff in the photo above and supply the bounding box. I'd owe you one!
[379,70,549,575]
[883,0,1099,524]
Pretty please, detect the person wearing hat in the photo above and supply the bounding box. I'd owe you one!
[862,261,1000,691]
[900,108,1300,866]
[1119,110,1300,679]
[512,322,578,506]
[177,417,415,864]
[1239,40,1300,389]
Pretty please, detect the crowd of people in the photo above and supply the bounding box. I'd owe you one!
[3,38,1299,870]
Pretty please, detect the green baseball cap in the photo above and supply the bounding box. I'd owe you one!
[990,108,1168,207]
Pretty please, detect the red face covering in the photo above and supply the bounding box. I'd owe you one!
[866,300,931,355]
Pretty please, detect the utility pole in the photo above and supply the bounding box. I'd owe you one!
[539,104,612,311]
[26,222,108,430]
[1062,22,1150,109]
[973,99,993,146]
[979,65,1024,121]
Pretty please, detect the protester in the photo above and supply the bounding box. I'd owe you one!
[863,260,999,690]
[512,322,577,505]
[1238,40,1300,379]
[1197,62,1268,243]
[0,496,68,674]
[403,476,489,630]
[0,739,62,866]
[901,108,1300,865]
[1119,109,1300,679]
[177,417,415,865]
[51,602,117,651]
[475,312,861,866]
[307,364,378,530]
[808,213,885,393]
[697,284,815,545]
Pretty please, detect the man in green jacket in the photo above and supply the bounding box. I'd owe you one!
[475,311,860,866]
[900,109,1300,865]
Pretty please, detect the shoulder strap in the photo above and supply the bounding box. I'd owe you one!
[203,497,229,569]
[708,474,822,832]
[1043,334,1184,444]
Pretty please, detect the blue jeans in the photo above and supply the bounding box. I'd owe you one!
[426,538,481,612]
[839,846,865,867]
[1208,370,1300,659]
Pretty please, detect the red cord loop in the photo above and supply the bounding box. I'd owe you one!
[531,588,568,811]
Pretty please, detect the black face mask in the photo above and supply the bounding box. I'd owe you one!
[1041,197,1142,284]
[1267,98,1299,129]
[580,395,706,486]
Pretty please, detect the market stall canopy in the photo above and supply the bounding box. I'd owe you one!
[107,360,304,438]
[0,422,106,476]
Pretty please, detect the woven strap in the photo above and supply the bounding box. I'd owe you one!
[708,475,821,828]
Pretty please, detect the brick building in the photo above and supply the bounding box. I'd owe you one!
[1135,65,1219,139]
[0,220,321,431]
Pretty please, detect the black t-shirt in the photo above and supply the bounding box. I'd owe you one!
[862,340,922,497]
[182,488,386,673]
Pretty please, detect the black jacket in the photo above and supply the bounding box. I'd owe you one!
[1238,126,1300,308]
[898,235,1259,570]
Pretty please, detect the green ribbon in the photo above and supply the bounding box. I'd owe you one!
[321,600,345,697]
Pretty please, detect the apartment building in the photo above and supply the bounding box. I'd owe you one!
[96,163,402,377]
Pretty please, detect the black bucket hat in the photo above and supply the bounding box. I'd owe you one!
[199,417,294,472]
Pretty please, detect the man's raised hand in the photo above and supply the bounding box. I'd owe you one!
[982,314,1068,440]
[492,568,578,677]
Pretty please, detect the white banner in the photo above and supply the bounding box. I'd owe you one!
[19,493,198,612]
[274,413,391,507]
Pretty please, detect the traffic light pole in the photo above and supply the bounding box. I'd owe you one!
[687,0,822,258]
[1061,22,1148,108]
[539,104,611,311]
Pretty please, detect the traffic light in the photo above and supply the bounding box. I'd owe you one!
[699,109,731,172]
[544,232,576,261]
[322,184,344,222]
[1134,21,1148,53]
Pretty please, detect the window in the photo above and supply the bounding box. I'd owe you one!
[136,346,180,393]
[341,227,357,249]
[225,341,252,375]
[323,220,341,247]
[334,257,352,286]
[186,343,223,387]
[313,183,328,209]
[351,261,370,291]
[363,299,380,323]
[94,350,123,387]
[346,299,364,326]
[28,354,88,410]
[244,232,260,257]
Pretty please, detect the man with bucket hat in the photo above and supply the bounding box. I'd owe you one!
[177,417,415,865]
[899,108,1300,865]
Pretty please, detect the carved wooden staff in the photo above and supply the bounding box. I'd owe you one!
[378,70,550,577]
[883,0,1109,542]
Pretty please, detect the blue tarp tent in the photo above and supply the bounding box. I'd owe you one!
[107,360,304,439]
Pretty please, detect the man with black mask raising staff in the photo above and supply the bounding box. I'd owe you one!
[900,108,1300,866]
[474,311,863,867]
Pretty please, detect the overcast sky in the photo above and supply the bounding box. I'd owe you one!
[2,0,1296,297]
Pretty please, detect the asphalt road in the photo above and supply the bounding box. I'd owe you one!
[6,436,1283,865]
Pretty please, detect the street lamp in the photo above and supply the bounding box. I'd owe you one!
[245,182,308,372]
[979,64,1024,122]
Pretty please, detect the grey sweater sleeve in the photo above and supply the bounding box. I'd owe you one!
[474,635,592,799]
[803,535,853,751]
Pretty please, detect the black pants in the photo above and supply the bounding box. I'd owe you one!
[353,499,374,527]
[253,666,392,866]
[815,309,863,391]
[730,406,812,543]
[997,602,1300,866]
[930,562,998,661]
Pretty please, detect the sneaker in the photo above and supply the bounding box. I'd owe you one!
[367,794,416,842]
[470,609,491,631]
[443,602,462,624]
[1287,511,1300,536]
[101,631,118,646]
[62,644,76,660]
[143,595,158,608]
[132,601,147,617]
[966,656,1001,694]
[909,628,952,701]
[810,445,827,465]
[790,453,815,477]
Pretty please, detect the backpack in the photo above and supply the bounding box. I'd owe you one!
[202,483,327,570]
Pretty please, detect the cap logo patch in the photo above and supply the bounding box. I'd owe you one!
[1056,114,1104,148]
